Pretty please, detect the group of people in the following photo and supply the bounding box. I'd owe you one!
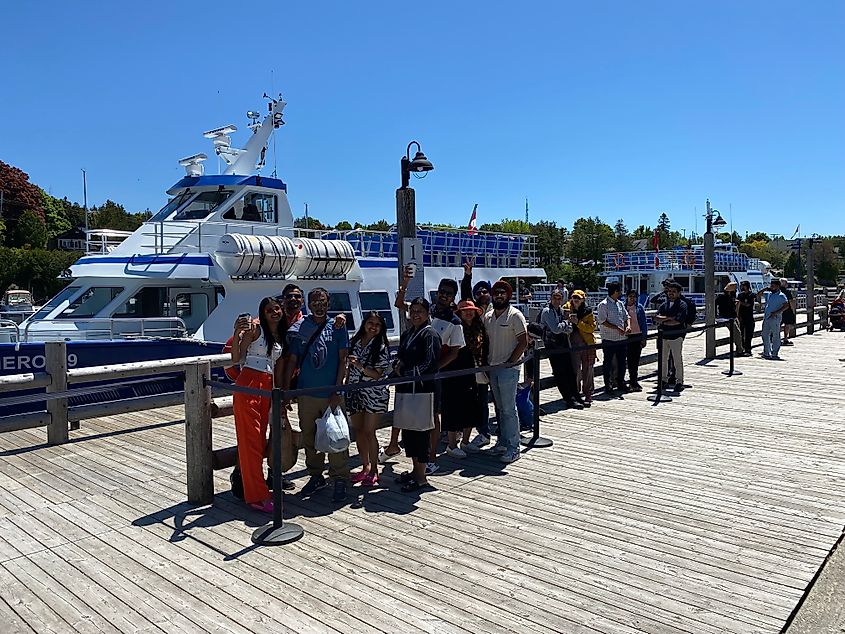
[717,276,797,360]
[226,266,532,510]
[227,268,797,513]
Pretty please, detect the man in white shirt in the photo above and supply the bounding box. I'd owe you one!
[483,280,528,464]
[597,282,630,394]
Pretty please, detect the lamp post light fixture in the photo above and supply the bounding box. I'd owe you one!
[704,199,727,359]
[396,141,434,331]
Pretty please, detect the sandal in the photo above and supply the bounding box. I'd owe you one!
[394,471,414,484]
[401,480,429,493]
[378,446,402,463]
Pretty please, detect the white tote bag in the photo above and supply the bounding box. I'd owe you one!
[393,368,434,431]
[315,407,351,453]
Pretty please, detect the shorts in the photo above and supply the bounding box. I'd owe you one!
[782,310,796,326]
[402,429,431,462]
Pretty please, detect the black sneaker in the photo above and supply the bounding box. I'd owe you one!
[566,399,584,410]
[782,340,794,346]
[266,468,295,491]
[332,480,347,503]
[300,475,327,497]
[230,467,244,500]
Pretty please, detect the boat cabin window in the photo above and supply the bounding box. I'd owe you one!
[327,292,355,330]
[360,291,394,330]
[150,191,192,222]
[173,292,209,334]
[113,287,168,318]
[29,286,81,321]
[57,287,124,319]
[173,190,233,220]
[222,193,277,223]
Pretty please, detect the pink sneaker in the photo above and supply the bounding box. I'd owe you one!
[350,471,369,484]
[362,473,379,487]
[249,499,274,514]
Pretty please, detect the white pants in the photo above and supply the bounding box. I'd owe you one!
[661,336,684,384]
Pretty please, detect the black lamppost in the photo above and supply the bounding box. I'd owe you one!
[396,141,434,330]
[704,199,727,358]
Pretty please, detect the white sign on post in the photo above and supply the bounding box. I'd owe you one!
[400,237,425,300]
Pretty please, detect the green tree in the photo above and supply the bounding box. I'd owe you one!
[335,220,353,231]
[531,220,567,266]
[40,190,72,240]
[293,215,327,230]
[90,200,147,231]
[746,231,769,243]
[567,216,614,263]
[13,210,48,248]
[364,219,391,232]
[631,225,652,240]
[612,219,634,252]
[813,240,840,284]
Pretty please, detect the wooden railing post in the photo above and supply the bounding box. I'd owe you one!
[46,341,68,445]
[185,360,214,505]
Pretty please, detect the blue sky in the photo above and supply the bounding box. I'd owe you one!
[3,1,843,237]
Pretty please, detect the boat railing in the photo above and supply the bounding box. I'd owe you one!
[602,250,755,275]
[144,220,539,268]
[0,320,21,346]
[21,317,188,342]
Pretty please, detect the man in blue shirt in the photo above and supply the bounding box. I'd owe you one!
[756,279,790,360]
[283,287,350,501]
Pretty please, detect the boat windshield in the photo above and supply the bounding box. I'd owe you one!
[28,286,81,321]
[150,191,192,223]
[173,190,233,220]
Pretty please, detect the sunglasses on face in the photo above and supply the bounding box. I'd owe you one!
[438,289,456,297]
[285,293,303,300]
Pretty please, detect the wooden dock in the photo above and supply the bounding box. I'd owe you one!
[1,329,844,633]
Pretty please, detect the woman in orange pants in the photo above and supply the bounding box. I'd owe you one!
[231,297,286,512]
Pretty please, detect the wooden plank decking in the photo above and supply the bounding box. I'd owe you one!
[0,328,844,633]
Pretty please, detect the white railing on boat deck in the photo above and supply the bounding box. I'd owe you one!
[142,220,539,268]
[21,317,187,342]
[602,250,763,275]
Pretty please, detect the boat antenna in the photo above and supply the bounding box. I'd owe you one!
[270,71,278,178]
[525,198,529,224]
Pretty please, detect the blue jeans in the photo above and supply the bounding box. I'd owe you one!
[489,367,520,452]
[762,315,782,357]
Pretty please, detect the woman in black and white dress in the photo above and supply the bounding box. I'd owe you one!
[346,311,391,487]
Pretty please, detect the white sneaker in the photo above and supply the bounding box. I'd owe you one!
[425,462,440,475]
[446,446,467,459]
[489,444,507,456]
[500,448,521,464]
[464,434,491,452]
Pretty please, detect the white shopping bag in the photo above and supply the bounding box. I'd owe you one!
[315,407,350,454]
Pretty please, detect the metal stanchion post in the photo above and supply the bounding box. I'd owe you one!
[648,331,672,404]
[252,388,304,546]
[722,321,743,377]
[521,349,553,449]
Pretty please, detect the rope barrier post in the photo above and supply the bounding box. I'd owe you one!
[252,387,304,546]
[648,331,672,404]
[521,349,552,449]
[722,320,743,377]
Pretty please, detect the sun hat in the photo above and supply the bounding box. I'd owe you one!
[456,299,483,315]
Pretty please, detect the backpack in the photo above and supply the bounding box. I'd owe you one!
[681,295,697,326]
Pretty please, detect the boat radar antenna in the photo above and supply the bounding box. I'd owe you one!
[178,153,208,177]
[198,95,286,176]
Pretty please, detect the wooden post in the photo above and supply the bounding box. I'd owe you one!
[806,239,815,334]
[46,341,68,445]
[396,186,416,334]
[185,361,213,505]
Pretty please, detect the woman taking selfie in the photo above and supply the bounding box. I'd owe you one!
[346,311,391,487]
[230,297,287,513]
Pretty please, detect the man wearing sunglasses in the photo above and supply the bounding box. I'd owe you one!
[277,283,305,327]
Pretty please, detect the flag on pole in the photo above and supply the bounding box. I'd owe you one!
[467,204,478,235]
[790,225,800,239]
[652,228,660,251]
